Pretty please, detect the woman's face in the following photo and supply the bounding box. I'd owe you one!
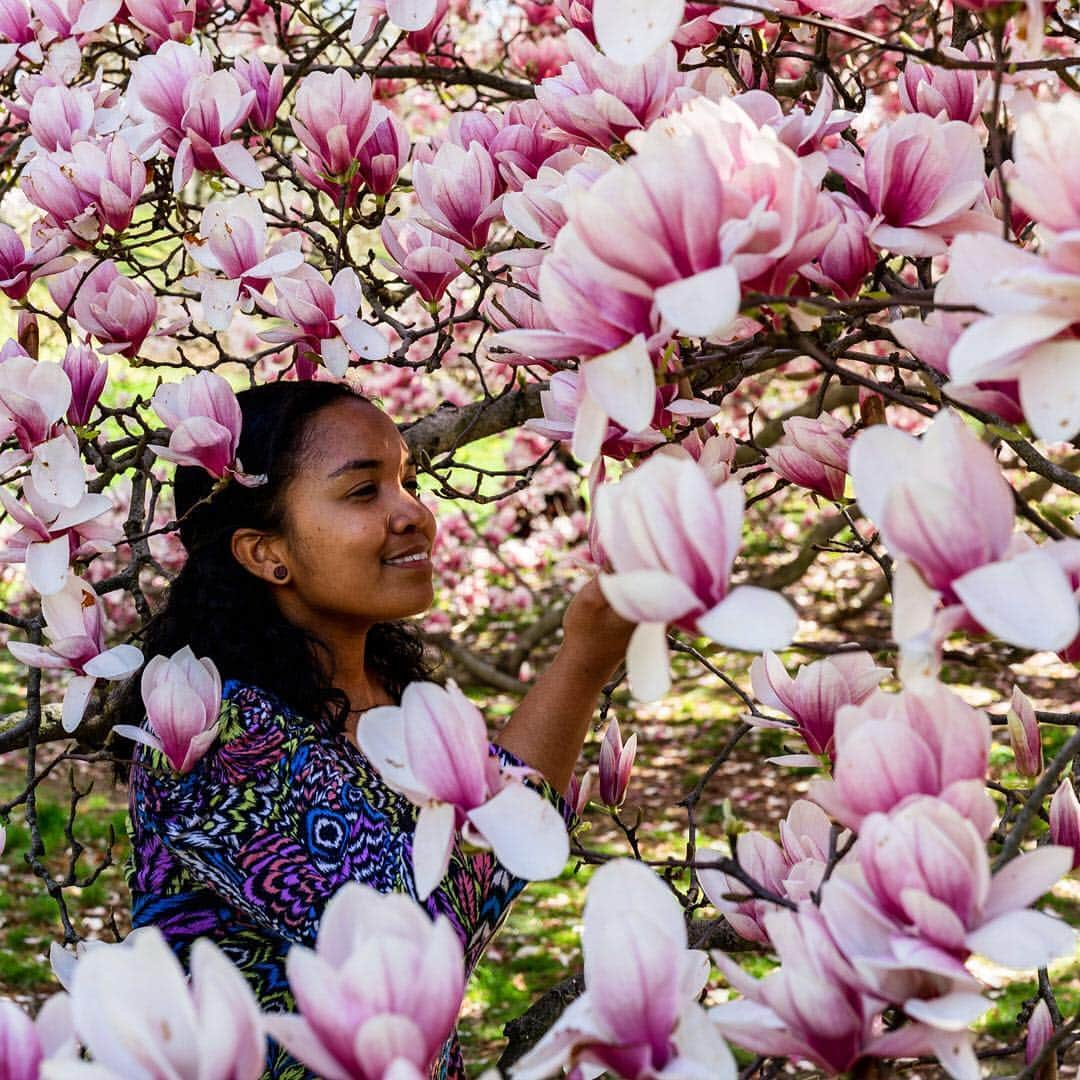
[274,398,438,627]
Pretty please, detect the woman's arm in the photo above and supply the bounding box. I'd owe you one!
[493,577,636,793]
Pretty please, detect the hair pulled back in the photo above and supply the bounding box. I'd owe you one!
[111,380,438,760]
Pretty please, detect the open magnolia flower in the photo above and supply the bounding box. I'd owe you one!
[112,645,222,775]
[7,572,142,731]
[265,882,465,1080]
[357,680,570,900]
[512,858,736,1080]
[593,451,797,701]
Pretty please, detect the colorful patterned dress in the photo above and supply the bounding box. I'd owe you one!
[125,679,572,1079]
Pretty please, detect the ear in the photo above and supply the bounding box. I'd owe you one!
[231,528,289,585]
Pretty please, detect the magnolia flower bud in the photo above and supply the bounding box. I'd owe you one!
[1007,686,1043,778]
[1050,778,1080,871]
[598,716,636,808]
[1025,999,1057,1078]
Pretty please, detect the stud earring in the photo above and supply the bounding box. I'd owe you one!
[273,565,288,581]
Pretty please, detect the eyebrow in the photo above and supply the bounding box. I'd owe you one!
[327,454,417,479]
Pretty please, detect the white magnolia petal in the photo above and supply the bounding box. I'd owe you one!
[594,0,684,63]
[965,909,1077,970]
[467,782,569,881]
[412,802,456,901]
[953,549,1080,652]
[655,265,740,338]
[1018,338,1080,442]
[625,621,671,703]
[61,674,97,733]
[26,536,73,596]
[582,336,655,434]
[695,585,797,652]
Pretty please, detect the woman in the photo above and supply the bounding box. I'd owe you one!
[117,379,634,1078]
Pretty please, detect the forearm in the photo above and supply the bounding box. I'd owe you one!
[494,643,623,794]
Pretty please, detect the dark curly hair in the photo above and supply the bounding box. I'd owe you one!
[110,380,440,772]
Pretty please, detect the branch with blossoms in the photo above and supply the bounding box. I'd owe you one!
[1,0,1080,1076]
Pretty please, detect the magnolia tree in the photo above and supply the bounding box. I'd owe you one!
[1,0,1080,1075]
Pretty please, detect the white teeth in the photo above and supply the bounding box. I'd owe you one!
[385,552,427,565]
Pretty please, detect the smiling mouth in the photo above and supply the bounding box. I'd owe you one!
[383,553,431,567]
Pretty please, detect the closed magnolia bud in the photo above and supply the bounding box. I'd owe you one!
[565,768,593,818]
[1049,777,1080,871]
[598,716,636,809]
[1007,686,1043,778]
[1025,999,1057,1079]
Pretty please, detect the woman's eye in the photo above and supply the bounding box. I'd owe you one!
[349,485,377,499]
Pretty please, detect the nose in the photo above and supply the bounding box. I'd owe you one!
[388,486,435,537]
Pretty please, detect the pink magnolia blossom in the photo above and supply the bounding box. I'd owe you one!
[1010,93,1080,244]
[565,769,593,817]
[0,996,74,1080]
[0,226,70,301]
[61,344,106,429]
[68,136,148,233]
[700,800,838,943]
[593,451,797,701]
[535,29,679,150]
[25,84,95,155]
[20,156,99,242]
[850,409,1080,655]
[592,0,685,65]
[1026,1000,1054,1068]
[832,114,994,256]
[493,95,833,459]
[70,261,160,357]
[412,140,503,250]
[185,195,303,331]
[509,35,571,82]
[258,264,389,377]
[7,572,143,731]
[127,40,214,156]
[819,874,992,1072]
[150,370,242,479]
[379,216,466,305]
[112,646,222,774]
[0,353,71,451]
[265,881,465,1080]
[125,0,195,49]
[765,413,852,500]
[710,903,936,1075]
[291,69,376,180]
[1006,686,1042,778]
[512,859,736,1080]
[854,796,1076,970]
[357,680,569,900]
[734,82,854,158]
[525,369,717,462]
[501,146,613,244]
[489,99,563,189]
[747,649,887,764]
[808,681,994,834]
[1050,778,1080,871]
[597,716,636,807]
[30,0,120,41]
[355,107,410,196]
[63,927,264,1079]
[232,55,284,133]
[889,273,1024,425]
[349,0,446,46]
[941,232,1080,442]
[898,45,989,124]
[0,0,42,66]
[800,190,876,299]
[172,69,262,191]
[0,446,114,595]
